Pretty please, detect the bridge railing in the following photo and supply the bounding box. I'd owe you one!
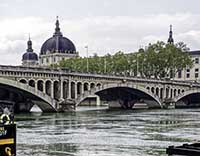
[1,65,200,88]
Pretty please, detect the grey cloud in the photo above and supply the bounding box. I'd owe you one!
[0,13,200,64]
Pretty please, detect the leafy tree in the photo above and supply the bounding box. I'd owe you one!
[56,41,193,79]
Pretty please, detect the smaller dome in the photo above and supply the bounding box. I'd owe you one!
[22,52,38,61]
[22,38,38,61]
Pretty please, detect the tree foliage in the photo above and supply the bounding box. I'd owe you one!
[56,41,193,79]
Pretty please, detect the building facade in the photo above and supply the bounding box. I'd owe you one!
[175,51,200,81]
[167,25,200,81]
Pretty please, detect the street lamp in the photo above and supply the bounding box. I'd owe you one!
[136,53,139,77]
[85,46,89,72]
[104,57,107,73]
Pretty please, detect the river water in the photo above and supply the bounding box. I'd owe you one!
[16,107,200,156]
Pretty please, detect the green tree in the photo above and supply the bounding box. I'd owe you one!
[136,41,193,79]
[57,41,193,79]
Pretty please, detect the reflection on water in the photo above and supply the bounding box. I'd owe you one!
[16,107,200,156]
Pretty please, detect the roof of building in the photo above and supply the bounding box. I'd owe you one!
[188,50,200,56]
[22,38,38,61]
[40,17,76,55]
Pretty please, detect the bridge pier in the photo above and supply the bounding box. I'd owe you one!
[163,99,176,109]
[96,96,100,106]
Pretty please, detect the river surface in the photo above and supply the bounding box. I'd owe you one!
[16,107,200,156]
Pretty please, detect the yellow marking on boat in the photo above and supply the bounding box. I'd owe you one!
[0,138,14,145]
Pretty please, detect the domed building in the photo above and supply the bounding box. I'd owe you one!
[39,17,78,66]
[22,37,39,67]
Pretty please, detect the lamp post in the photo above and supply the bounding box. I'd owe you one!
[136,53,139,77]
[85,46,89,72]
[104,57,107,73]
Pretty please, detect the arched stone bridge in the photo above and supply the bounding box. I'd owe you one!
[0,65,199,112]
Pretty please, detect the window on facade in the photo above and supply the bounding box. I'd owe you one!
[195,73,199,78]
[195,58,199,64]
[186,69,190,72]
[186,73,190,78]
[41,59,43,64]
[195,68,199,72]
[46,58,49,63]
[54,58,56,62]
[178,71,182,78]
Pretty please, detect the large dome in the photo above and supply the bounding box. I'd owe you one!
[40,18,76,55]
[22,39,38,61]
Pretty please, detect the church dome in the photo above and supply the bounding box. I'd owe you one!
[22,38,38,61]
[40,17,76,55]
[22,52,38,61]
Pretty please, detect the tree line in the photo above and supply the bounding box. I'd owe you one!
[55,41,193,79]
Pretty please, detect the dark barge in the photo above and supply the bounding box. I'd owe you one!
[166,143,200,156]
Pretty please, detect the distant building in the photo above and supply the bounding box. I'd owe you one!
[22,37,39,67]
[22,17,78,67]
[166,25,200,81]
[39,17,78,66]
[165,25,199,81]
[175,51,200,81]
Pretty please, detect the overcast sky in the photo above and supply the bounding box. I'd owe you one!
[1,0,200,65]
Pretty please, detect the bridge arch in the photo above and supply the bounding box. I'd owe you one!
[174,89,177,97]
[84,82,89,91]
[71,81,76,99]
[19,79,27,84]
[0,78,57,112]
[90,83,95,89]
[45,80,52,96]
[77,82,82,95]
[37,79,44,92]
[155,87,159,96]
[53,80,60,100]
[28,79,35,87]
[174,89,200,108]
[76,83,162,109]
[96,83,102,89]
[151,87,155,94]
[63,80,68,99]
[178,89,181,95]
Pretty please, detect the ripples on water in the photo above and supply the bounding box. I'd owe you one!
[16,107,200,156]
